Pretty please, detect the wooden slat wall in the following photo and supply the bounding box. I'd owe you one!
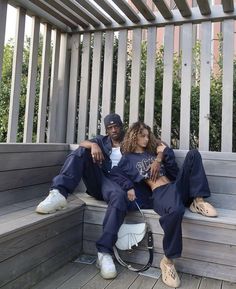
[7,7,25,142]
[77,33,91,143]
[23,16,40,143]
[37,23,52,143]
[129,28,142,125]
[88,31,102,139]
[144,26,156,129]
[221,19,234,152]
[179,23,193,149]
[0,0,7,84]
[115,29,128,121]
[199,21,211,151]
[47,29,61,143]
[161,25,174,146]
[66,34,80,144]
[101,31,114,135]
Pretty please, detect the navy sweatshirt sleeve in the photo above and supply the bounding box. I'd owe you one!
[162,147,179,181]
[110,155,142,191]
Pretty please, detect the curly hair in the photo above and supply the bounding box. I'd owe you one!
[121,121,158,154]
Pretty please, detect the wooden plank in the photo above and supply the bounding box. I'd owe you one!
[129,28,142,125]
[131,0,156,21]
[153,0,173,19]
[161,25,174,146]
[57,264,99,289]
[179,23,193,149]
[0,166,62,192]
[93,0,126,24]
[0,151,67,171]
[221,19,234,152]
[56,33,70,143]
[23,16,40,143]
[178,273,201,289]
[199,21,211,151]
[144,26,156,129]
[128,274,157,289]
[60,0,100,27]
[31,262,86,289]
[7,7,26,142]
[47,29,61,143]
[0,0,7,84]
[222,280,236,289]
[196,0,211,15]
[222,0,234,13]
[66,34,80,144]
[45,0,89,28]
[37,23,52,143]
[0,225,83,288]
[112,0,140,23]
[28,0,77,29]
[174,0,192,17]
[3,243,83,289]
[0,183,50,208]
[115,29,128,120]
[76,0,112,26]
[101,31,114,134]
[0,143,69,153]
[88,31,102,139]
[209,193,236,210]
[199,275,222,289]
[77,33,91,143]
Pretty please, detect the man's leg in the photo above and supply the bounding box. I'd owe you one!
[36,147,102,213]
[96,178,129,279]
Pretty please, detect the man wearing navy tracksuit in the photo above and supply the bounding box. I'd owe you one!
[36,113,137,279]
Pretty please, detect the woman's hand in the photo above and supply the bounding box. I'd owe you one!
[150,161,161,182]
[91,143,104,164]
[156,142,166,153]
[127,188,136,201]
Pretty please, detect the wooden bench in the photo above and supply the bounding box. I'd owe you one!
[0,144,85,289]
[77,150,236,283]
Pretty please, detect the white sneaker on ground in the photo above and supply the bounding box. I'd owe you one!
[36,189,67,214]
[96,252,117,279]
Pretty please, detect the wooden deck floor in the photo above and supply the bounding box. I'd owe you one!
[31,257,236,289]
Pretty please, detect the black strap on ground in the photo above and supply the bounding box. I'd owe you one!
[113,229,154,272]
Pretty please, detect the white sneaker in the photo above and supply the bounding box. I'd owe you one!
[96,252,117,279]
[36,189,67,214]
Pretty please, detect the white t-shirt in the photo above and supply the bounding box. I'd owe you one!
[110,147,122,168]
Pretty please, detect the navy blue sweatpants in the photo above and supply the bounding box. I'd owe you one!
[152,149,210,259]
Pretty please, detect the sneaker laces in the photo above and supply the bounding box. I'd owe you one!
[101,254,115,270]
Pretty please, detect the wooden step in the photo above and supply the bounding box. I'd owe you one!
[0,196,85,289]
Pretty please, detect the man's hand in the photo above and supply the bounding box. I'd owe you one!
[127,188,136,201]
[91,143,104,164]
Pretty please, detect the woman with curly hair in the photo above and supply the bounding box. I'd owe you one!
[111,121,217,288]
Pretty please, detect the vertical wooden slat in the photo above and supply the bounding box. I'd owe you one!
[179,23,193,149]
[23,16,40,143]
[115,29,128,121]
[144,26,156,129]
[221,19,234,152]
[77,33,91,143]
[88,31,102,139]
[47,29,61,143]
[101,31,114,135]
[129,28,142,125]
[199,21,211,151]
[161,25,174,146]
[37,23,51,143]
[0,0,7,84]
[66,34,80,144]
[56,33,69,143]
[7,7,26,143]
